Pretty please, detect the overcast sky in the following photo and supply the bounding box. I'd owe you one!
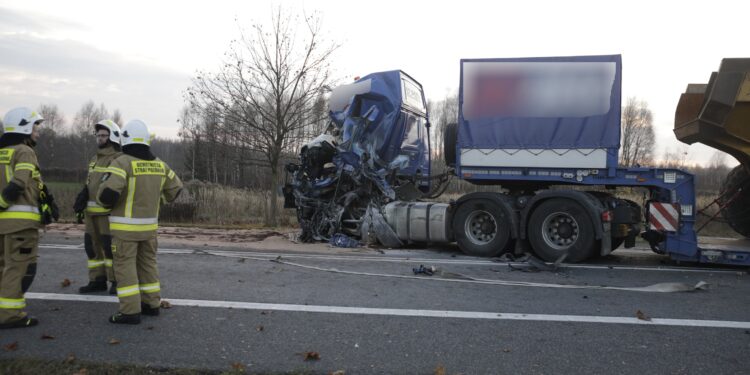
[0,0,746,165]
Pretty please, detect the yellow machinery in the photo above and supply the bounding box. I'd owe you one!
[675,58,750,235]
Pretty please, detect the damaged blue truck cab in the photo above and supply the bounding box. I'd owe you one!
[328,70,432,192]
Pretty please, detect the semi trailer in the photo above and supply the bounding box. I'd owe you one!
[284,55,750,266]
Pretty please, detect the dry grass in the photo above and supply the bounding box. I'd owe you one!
[160,180,297,226]
[48,180,297,227]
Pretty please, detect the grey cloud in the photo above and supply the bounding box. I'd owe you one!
[0,6,87,34]
[0,32,192,136]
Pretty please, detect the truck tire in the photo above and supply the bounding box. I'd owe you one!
[453,199,510,257]
[720,165,750,238]
[528,199,596,263]
[444,122,457,167]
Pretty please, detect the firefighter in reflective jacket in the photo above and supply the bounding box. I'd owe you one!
[97,119,182,324]
[74,120,122,294]
[0,107,59,328]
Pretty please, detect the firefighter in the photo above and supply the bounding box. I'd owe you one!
[0,107,59,328]
[97,119,182,324]
[74,120,122,294]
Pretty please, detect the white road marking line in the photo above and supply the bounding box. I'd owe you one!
[39,243,745,274]
[25,292,750,329]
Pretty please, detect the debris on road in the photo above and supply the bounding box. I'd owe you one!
[302,351,321,361]
[41,334,55,340]
[507,253,567,273]
[160,300,172,309]
[108,338,120,345]
[61,278,72,287]
[3,341,18,351]
[329,233,360,248]
[412,264,436,276]
[636,310,652,321]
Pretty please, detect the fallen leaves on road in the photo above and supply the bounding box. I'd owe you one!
[64,353,76,364]
[330,371,345,375]
[3,342,18,351]
[231,362,246,371]
[303,351,320,361]
[435,365,446,375]
[502,349,512,353]
[636,310,652,321]
[256,325,264,332]
[237,258,246,263]
[49,307,62,311]
[61,278,72,287]
[160,300,172,309]
[41,334,55,340]
[146,326,155,331]
[72,368,88,375]
[108,338,120,345]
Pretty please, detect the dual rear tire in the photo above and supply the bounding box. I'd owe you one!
[453,198,596,262]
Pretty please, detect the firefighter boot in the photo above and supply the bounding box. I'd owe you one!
[0,316,39,329]
[141,302,160,316]
[109,281,117,295]
[108,312,141,325]
[79,276,108,294]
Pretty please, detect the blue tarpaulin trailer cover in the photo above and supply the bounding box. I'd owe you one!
[459,55,622,154]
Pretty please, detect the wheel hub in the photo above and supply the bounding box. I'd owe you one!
[542,213,579,250]
[465,210,497,245]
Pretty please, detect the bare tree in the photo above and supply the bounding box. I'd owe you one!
[73,101,110,165]
[37,104,66,133]
[186,7,339,226]
[427,92,458,160]
[620,97,655,167]
[661,145,690,169]
[112,109,124,126]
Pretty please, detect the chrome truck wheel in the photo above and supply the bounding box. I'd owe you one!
[528,199,595,263]
[453,199,510,257]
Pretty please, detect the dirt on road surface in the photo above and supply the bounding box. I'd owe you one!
[42,223,382,255]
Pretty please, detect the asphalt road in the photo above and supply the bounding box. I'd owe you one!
[1,233,749,374]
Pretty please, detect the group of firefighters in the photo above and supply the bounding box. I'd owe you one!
[0,106,183,328]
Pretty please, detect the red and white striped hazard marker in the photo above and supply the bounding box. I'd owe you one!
[649,202,680,232]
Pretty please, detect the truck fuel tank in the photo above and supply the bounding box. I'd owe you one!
[383,201,452,243]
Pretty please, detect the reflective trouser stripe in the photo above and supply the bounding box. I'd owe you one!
[139,282,160,293]
[104,259,113,268]
[117,285,140,298]
[0,298,26,309]
[0,194,7,209]
[88,260,105,269]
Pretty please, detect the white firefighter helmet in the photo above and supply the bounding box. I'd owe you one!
[120,119,151,146]
[3,107,44,135]
[94,119,121,145]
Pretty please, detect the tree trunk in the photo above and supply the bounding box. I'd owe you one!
[266,164,279,227]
